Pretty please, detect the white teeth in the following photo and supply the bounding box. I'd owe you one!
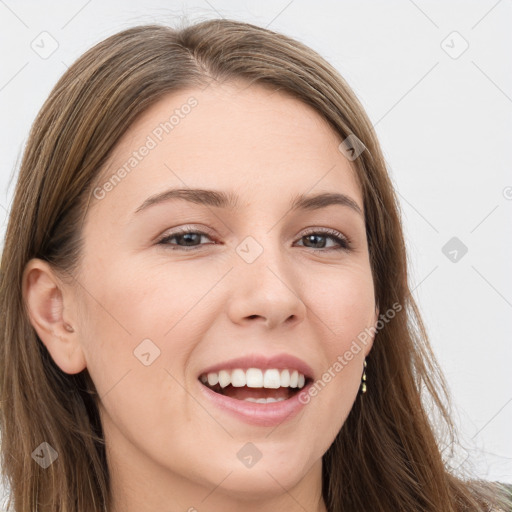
[231,369,246,387]
[200,367,307,390]
[218,370,231,388]
[289,370,299,388]
[263,369,281,389]
[243,397,286,403]
[246,368,263,388]
[207,372,218,386]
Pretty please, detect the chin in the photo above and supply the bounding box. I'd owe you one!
[208,447,316,496]
[210,467,306,501]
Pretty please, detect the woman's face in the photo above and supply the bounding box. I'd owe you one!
[71,82,378,508]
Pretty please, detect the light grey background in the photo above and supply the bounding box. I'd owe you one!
[0,0,511,501]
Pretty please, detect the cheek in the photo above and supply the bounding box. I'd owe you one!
[77,263,202,457]
[75,258,237,483]
[304,261,376,343]
[74,258,189,401]
[78,251,198,346]
[298,262,375,434]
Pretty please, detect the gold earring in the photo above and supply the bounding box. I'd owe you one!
[361,358,367,394]
[64,323,74,333]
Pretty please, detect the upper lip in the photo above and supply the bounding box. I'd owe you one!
[198,353,315,380]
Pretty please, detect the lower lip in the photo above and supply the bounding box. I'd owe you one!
[198,380,312,427]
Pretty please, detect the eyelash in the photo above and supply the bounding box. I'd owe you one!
[156,226,351,252]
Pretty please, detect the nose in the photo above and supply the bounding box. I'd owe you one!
[225,241,307,330]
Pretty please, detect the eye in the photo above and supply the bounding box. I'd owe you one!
[157,227,214,251]
[295,228,351,252]
[156,226,351,252]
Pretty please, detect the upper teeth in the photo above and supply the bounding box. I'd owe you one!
[200,368,306,389]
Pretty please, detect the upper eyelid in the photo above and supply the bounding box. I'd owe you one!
[157,225,346,238]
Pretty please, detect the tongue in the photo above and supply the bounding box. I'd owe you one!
[221,385,292,400]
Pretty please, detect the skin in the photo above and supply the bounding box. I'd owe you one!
[23,81,379,512]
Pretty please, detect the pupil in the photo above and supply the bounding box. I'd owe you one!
[182,233,199,246]
[306,234,324,248]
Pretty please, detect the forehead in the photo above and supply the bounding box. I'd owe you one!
[90,81,363,218]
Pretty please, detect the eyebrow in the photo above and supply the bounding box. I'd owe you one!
[134,188,363,216]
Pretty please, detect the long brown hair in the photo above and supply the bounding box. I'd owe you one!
[0,19,510,512]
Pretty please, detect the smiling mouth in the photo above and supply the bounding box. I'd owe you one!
[199,368,310,403]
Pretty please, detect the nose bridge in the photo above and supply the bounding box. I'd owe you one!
[226,228,306,328]
[237,221,291,283]
[242,235,290,290]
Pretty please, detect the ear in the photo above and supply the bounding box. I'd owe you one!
[22,258,86,374]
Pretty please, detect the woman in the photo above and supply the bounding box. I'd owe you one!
[0,18,510,512]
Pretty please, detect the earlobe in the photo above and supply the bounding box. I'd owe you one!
[22,258,86,375]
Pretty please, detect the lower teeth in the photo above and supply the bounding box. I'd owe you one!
[243,397,286,403]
